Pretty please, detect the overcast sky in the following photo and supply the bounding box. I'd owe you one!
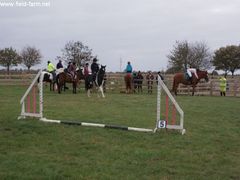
[1,0,240,72]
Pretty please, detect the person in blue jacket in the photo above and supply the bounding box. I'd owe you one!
[124,61,133,73]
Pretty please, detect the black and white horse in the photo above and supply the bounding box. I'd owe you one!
[38,70,57,91]
[85,65,106,98]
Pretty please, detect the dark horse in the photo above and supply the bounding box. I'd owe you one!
[124,73,132,94]
[56,69,84,94]
[85,65,106,98]
[38,71,56,91]
[172,70,209,96]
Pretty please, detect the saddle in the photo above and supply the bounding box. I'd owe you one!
[184,72,191,81]
[42,71,53,81]
[125,73,132,78]
[66,72,77,81]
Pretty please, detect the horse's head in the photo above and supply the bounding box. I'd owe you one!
[198,70,209,82]
[76,68,85,80]
[99,65,106,74]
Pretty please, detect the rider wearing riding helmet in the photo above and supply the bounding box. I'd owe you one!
[47,60,56,81]
[68,62,77,79]
[91,58,99,81]
[124,61,133,74]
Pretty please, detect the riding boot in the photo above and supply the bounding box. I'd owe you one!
[51,72,56,83]
[189,77,193,84]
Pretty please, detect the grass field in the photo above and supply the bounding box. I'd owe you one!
[0,85,239,179]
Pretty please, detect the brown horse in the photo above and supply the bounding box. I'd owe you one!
[57,69,84,94]
[172,70,209,96]
[124,73,132,94]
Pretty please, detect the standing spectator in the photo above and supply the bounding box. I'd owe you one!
[146,71,154,94]
[132,71,138,93]
[136,71,143,93]
[219,76,227,96]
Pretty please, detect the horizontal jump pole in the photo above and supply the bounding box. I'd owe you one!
[40,118,153,133]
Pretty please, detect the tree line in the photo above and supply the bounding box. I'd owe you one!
[0,41,94,74]
[167,41,240,76]
[1,40,240,75]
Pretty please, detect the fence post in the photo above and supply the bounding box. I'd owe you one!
[234,79,237,97]
[210,81,213,96]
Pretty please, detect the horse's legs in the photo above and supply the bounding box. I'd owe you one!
[125,84,128,93]
[72,82,77,94]
[174,83,179,96]
[57,81,63,94]
[99,85,105,98]
[53,82,57,91]
[63,82,66,91]
[192,85,195,96]
[87,89,91,97]
[72,82,75,93]
[58,83,61,94]
[138,84,142,93]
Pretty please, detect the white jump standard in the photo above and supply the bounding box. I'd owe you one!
[155,75,186,135]
[18,71,185,134]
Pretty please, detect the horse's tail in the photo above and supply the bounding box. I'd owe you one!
[56,74,59,85]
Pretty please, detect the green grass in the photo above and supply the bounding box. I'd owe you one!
[0,85,239,179]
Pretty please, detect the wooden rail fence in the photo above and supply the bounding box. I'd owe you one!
[1,73,240,97]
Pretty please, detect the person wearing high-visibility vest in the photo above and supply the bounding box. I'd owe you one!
[47,61,56,82]
[219,76,227,96]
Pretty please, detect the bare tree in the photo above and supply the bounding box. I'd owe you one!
[60,41,94,67]
[167,41,189,73]
[21,46,42,71]
[188,42,212,69]
[167,41,212,73]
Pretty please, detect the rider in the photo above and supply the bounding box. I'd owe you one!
[68,62,77,79]
[91,58,99,81]
[124,61,133,74]
[186,66,199,80]
[56,59,63,69]
[84,63,92,77]
[47,60,56,82]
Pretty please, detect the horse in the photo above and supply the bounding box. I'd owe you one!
[85,65,106,98]
[56,68,84,94]
[124,73,132,94]
[38,70,57,91]
[172,70,209,96]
